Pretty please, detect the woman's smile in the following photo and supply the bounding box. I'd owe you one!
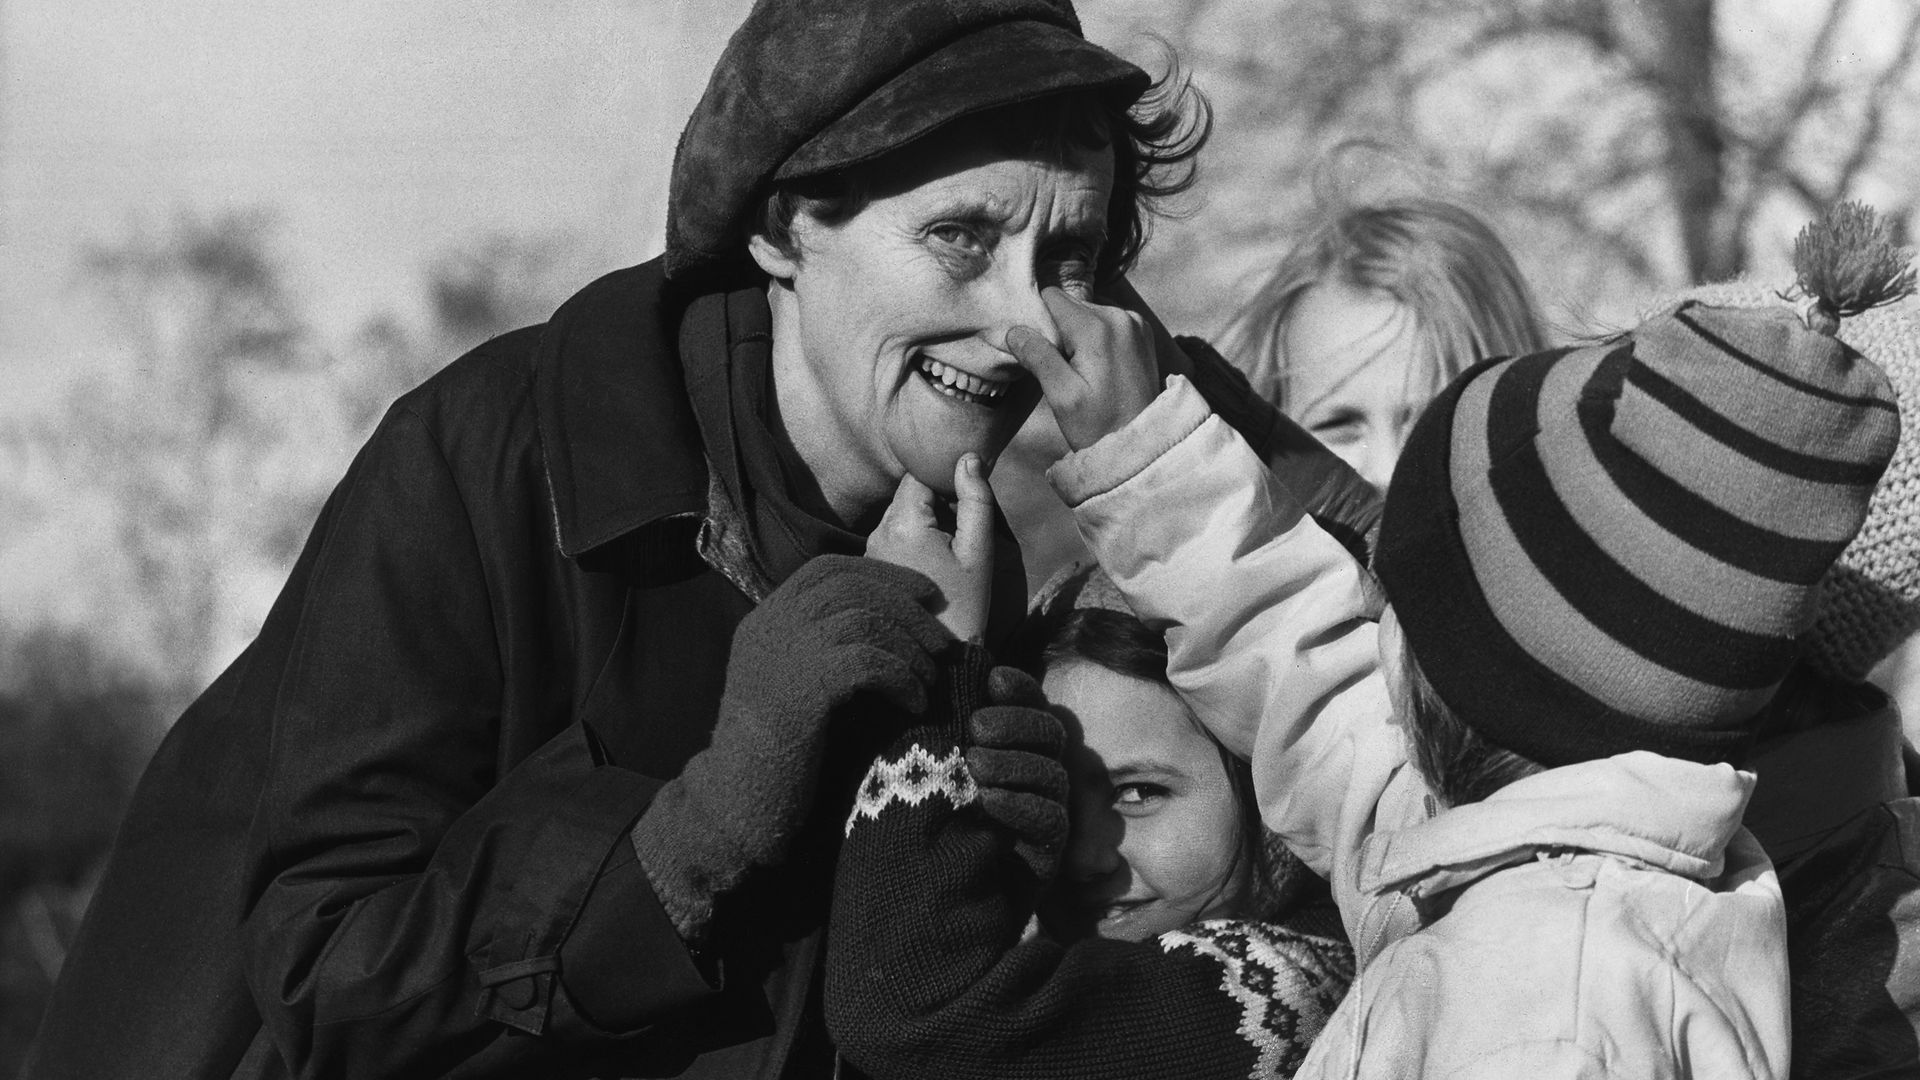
[913,353,1019,405]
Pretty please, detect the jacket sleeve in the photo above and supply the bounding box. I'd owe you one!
[1175,334,1382,564]
[1048,376,1429,955]
[825,654,1354,1080]
[241,404,717,1078]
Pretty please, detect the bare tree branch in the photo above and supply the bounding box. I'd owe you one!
[1829,3,1920,198]
[1748,0,1857,177]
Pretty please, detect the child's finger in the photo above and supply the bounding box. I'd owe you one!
[950,454,996,571]
[1005,325,1080,403]
[878,470,940,535]
[1039,284,1108,339]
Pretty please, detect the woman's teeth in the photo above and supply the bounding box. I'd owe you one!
[918,356,1010,404]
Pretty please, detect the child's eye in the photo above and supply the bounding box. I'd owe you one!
[1112,782,1169,810]
[1309,413,1367,448]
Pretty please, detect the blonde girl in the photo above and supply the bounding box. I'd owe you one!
[1219,199,1547,489]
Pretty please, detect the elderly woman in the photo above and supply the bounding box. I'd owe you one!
[26,2,1374,1078]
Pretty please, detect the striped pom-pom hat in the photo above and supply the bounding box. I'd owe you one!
[1374,302,1900,767]
[1639,280,1920,683]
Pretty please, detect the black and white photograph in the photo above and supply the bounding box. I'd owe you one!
[4,1,1919,1076]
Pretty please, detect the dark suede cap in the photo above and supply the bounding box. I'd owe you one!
[664,0,1150,281]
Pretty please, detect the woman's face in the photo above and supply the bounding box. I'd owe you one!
[751,130,1114,523]
[1038,660,1250,942]
[1283,281,1428,492]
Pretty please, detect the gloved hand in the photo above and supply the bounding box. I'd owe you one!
[633,554,952,940]
[964,666,1069,882]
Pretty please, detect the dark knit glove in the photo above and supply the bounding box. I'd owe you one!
[633,554,951,940]
[965,667,1069,881]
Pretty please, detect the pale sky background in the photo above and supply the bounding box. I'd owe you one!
[1,0,752,412]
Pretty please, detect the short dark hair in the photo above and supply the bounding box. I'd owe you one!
[1399,643,1544,807]
[756,67,1210,284]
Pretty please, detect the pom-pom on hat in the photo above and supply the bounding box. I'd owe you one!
[664,0,1150,282]
[1374,204,1907,768]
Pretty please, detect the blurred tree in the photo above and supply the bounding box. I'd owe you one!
[0,215,603,1076]
[332,231,596,432]
[6,215,605,701]
[23,209,329,696]
[0,628,164,1073]
[1121,0,1920,332]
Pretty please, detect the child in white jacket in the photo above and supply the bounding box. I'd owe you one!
[1003,222,1906,1077]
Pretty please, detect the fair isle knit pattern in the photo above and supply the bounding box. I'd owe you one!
[845,743,978,835]
[1643,284,1920,682]
[1160,920,1357,1079]
[1377,301,1900,767]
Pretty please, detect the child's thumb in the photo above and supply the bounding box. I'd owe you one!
[950,453,996,570]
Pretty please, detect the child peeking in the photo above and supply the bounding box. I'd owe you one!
[994,206,1912,1077]
[827,460,1354,1080]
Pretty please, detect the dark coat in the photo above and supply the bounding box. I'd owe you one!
[26,255,1377,1080]
[27,258,838,1080]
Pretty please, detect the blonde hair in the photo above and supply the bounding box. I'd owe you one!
[1220,199,1548,412]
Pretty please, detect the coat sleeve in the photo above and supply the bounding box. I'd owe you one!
[1048,376,1429,954]
[1175,334,1381,563]
[824,661,1354,1080]
[241,404,717,1078]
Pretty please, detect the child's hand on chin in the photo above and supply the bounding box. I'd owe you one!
[866,454,995,644]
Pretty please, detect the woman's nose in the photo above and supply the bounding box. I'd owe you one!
[979,259,1060,356]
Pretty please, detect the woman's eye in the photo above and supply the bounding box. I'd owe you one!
[929,223,988,256]
[1042,250,1098,296]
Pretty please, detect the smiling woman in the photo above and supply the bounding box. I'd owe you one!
[22,2,1231,1078]
[26,0,1394,1075]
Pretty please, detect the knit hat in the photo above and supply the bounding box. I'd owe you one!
[1375,205,1907,768]
[1024,561,1315,919]
[665,0,1150,281]
[1637,283,1920,683]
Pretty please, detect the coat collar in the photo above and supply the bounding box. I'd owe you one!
[1358,751,1758,901]
[531,257,712,576]
[1743,689,1905,864]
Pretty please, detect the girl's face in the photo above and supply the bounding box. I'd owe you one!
[1283,282,1428,492]
[1038,660,1250,942]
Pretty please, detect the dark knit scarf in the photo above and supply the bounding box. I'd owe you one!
[678,280,864,595]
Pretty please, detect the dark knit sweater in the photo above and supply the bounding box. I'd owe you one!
[825,657,1356,1080]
